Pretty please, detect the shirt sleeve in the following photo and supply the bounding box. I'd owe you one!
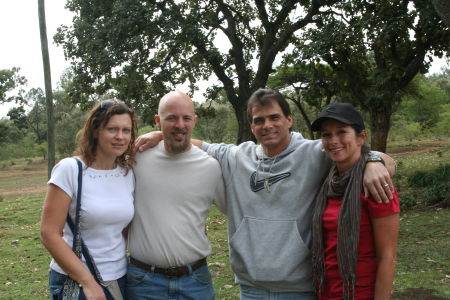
[201,142,239,178]
[213,176,227,215]
[201,142,235,162]
[47,157,78,200]
[363,189,400,218]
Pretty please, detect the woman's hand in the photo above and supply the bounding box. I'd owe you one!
[81,280,107,300]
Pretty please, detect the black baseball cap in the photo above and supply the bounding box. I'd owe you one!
[311,102,365,132]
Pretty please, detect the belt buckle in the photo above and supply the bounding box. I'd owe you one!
[165,266,179,277]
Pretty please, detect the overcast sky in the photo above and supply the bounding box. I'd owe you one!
[0,0,73,117]
[0,1,448,118]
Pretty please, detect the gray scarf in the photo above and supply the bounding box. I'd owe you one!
[312,148,369,300]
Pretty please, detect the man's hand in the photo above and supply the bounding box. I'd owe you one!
[363,161,394,204]
[133,131,163,154]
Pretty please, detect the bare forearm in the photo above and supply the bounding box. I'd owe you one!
[40,232,96,287]
[374,258,396,300]
[380,153,396,177]
[40,185,107,299]
[372,214,399,300]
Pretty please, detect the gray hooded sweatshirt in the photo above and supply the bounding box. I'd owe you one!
[202,132,331,292]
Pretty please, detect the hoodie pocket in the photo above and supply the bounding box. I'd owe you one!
[229,216,311,283]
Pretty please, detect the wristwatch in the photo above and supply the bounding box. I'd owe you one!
[367,151,385,165]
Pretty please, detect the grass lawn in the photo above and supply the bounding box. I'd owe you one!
[0,139,449,299]
[392,208,450,300]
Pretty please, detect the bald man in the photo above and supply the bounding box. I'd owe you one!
[126,91,226,299]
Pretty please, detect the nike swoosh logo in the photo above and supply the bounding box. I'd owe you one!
[249,172,291,192]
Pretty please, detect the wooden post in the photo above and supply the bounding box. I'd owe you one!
[38,0,55,178]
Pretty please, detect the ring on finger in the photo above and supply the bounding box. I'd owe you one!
[383,183,389,188]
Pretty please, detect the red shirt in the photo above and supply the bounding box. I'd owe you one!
[318,191,400,300]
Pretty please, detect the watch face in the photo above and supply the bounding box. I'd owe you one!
[367,152,385,164]
[368,153,383,163]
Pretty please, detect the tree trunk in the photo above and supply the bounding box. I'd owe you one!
[234,103,256,144]
[368,104,392,152]
[38,0,55,178]
[291,98,314,140]
[290,87,315,139]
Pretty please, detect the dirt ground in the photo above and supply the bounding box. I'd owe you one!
[1,141,447,196]
[0,161,47,196]
[392,288,449,300]
[0,185,47,196]
[387,143,446,157]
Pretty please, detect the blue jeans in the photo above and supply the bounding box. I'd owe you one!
[126,259,214,300]
[48,269,127,299]
[240,285,316,300]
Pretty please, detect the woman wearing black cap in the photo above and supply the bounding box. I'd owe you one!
[311,103,400,300]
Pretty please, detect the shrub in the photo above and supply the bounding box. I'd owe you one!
[399,193,419,209]
[407,170,435,187]
[424,183,450,208]
[406,164,450,208]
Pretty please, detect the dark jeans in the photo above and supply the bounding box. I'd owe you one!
[126,260,214,300]
[240,284,316,300]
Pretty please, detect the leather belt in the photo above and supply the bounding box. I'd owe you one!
[129,257,207,277]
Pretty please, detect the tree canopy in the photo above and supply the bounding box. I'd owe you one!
[56,0,341,143]
[268,63,342,138]
[56,0,448,147]
[0,67,27,104]
[296,0,449,151]
[432,0,450,27]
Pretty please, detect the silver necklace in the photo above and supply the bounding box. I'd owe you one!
[255,153,279,193]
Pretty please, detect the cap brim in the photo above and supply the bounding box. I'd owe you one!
[311,116,356,131]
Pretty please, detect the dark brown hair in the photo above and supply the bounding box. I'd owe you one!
[74,100,137,173]
[247,88,292,122]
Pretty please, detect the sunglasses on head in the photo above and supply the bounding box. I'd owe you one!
[100,100,117,110]
[99,100,132,112]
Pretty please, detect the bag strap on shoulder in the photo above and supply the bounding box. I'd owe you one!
[66,157,105,285]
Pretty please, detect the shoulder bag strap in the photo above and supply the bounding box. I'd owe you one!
[66,158,83,256]
[66,158,105,284]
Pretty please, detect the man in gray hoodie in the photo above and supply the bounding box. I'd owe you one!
[136,88,395,299]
